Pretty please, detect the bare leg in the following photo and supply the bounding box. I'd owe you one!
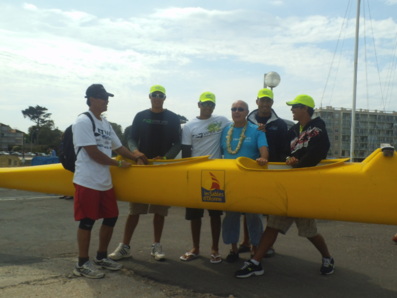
[252,227,280,262]
[210,215,221,254]
[240,215,250,247]
[190,218,201,254]
[307,234,331,258]
[153,214,165,243]
[122,214,140,245]
[77,228,91,258]
[98,224,114,253]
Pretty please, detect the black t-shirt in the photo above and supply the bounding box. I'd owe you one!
[130,109,181,158]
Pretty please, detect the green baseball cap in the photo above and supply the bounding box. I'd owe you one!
[150,85,166,94]
[199,91,216,104]
[286,94,315,108]
[257,88,274,99]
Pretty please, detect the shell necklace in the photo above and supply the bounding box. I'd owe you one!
[226,123,247,154]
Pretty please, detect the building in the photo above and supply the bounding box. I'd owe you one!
[0,123,24,152]
[314,107,397,160]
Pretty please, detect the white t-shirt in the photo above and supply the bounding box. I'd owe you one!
[182,115,230,158]
[72,111,122,191]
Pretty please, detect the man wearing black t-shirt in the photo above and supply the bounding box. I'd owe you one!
[109,85,181,262]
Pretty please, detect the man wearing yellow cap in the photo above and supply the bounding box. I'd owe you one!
[179,91,230,264]
[241,88,289,257]
[109,85,181,262]
[248,88,288,162]
[235,94,335,278]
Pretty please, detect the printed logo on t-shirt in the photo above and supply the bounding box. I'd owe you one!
[95,127,112,150]
[143,119,169,125]
[193,121,223,139]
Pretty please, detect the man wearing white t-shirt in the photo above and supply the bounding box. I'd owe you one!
[179,91,230,264]
[72,84,147,279]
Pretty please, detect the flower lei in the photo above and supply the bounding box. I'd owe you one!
[226,123,247,154]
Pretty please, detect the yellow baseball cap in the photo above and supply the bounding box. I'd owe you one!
[199,91,216,104]
[150,85,166,94]
[286,94,315,108]
[257,88,273,100]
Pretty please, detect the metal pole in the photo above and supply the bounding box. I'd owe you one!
[350,0,361,161]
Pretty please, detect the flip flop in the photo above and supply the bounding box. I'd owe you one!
[180,252,199,261]
[210,254,222,264]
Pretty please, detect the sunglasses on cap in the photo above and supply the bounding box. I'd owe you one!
[291,104,306,109]
[150,93,166,99]
[231,107,245,112]
[200,101,215,108]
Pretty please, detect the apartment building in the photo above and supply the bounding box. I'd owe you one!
[314,107,397,160]
[0,123,24,152]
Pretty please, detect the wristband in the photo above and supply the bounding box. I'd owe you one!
[118,160,122,167]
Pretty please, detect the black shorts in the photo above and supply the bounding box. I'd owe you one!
[185,208,223,220]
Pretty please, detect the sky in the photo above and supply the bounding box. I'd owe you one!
[1,0,397,133]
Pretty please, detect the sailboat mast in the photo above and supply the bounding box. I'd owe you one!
[350,0,361,161]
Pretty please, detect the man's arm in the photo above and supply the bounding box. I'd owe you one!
[256,146,269,166]
[164,138,182,159]
[181,145,192,158]
[84,145,133,168]
[114,146,148,165]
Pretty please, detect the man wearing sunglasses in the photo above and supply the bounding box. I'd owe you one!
[221,100,269,263]
[72,84,147,279]
[235,94,334,278]
[179,91,230,264]
[109,85,181,262]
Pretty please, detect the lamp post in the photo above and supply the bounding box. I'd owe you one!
[264,71,281,90]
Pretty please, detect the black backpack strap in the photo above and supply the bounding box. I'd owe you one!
[76,112,97,155]
[82,112,96,133]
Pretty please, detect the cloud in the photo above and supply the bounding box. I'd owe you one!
[0,2,396,133]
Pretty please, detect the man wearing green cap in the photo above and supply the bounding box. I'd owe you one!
[248,88,288,162]
[240,88,288,257]
[235,94,335,278]
[179,91,230,264]
[109,85,181,262]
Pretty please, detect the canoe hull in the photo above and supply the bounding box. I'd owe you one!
[0,149,396,225]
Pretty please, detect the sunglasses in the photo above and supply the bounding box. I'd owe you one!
[94,96,109,101]
[291,104,305,109]
[200,101,215,108]
[231,107,245,112]
[150,93,166,99]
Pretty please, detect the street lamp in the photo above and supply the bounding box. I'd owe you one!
[264,71,281,90]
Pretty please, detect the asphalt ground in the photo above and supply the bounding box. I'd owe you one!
[1,188,396,298]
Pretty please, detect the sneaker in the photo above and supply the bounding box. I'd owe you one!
[225,250,239,263]
[94,257,123,271]
[235,260,264,278]
[320,257,335,275]
[151,243,165,261]
[73,260,105,279]
[108,243,131,260]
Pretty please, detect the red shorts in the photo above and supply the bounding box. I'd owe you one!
[74,184,119,221]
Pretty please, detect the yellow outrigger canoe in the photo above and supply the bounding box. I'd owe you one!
[0,148,396,225]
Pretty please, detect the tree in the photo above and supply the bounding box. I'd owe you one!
[22,105,54,128]
[22,105,55,145]
[110,122,123,143]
